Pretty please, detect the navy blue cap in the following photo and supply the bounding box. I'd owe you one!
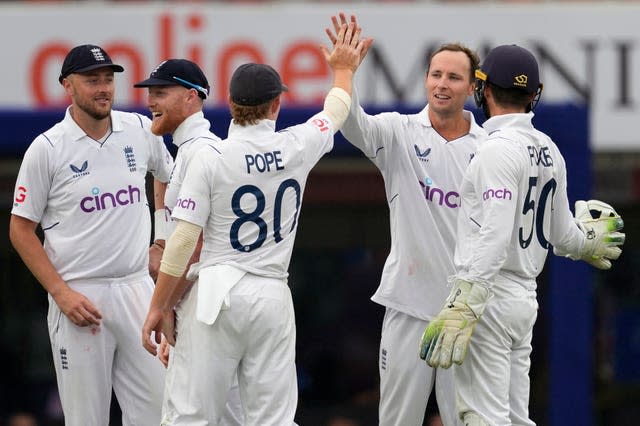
[230,63,289,106]
[476,44,541,94]
[134,59,210,100]
[59,44,124,84]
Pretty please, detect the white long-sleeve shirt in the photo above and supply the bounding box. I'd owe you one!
[172,113,335,280]
[454,112,585,290]
[341,91,486,321]
[163,111,221,235]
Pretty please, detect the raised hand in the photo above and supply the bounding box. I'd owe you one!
[325,12,373,67]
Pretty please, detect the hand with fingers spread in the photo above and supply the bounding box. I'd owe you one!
[53,286,102,327]
[320,20,364,74]
[325,12,373,67]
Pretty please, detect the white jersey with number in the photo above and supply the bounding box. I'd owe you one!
[164,111,221,234]
[454,112,584,290]
[341,91,486,321]
[172,114,334,279]
[11,107,173,281]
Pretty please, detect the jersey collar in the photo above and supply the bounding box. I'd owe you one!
[63,106,121,141]
[483,112,535,136]
[228,119,276,140]
[415,104,487,140]
[171,111,212,147]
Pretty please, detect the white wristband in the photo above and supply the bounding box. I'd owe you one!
[154,209,169,241]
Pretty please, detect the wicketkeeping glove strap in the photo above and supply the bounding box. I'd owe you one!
[419,279,490,369]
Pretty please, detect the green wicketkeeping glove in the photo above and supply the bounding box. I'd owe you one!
[573,200,625,270]
[419,279,489,369]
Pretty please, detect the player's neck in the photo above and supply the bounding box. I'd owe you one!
[429,110,470,142]
[70,105,112,141]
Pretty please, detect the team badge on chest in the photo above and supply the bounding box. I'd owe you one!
[124,146,137,172]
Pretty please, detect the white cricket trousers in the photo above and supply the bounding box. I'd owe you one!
[47,270,165,426]
[455,276,538,426]
[378,308,462,426]
[162,273,298,426]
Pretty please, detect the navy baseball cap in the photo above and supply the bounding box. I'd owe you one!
[59,44,124,84]
[134,59,210,100]
[476,44,542,94]
[230,63,289,106]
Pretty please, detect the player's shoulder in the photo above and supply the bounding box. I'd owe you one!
[36,120,68,149]
[112,110,153,130]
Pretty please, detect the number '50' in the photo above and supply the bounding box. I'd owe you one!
[230,179,301,252]
[519,176,557,249]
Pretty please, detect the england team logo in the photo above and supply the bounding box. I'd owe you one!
[124,146,136,172]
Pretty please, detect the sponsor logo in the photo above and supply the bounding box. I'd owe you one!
[124,146,137,172]
[70,160,90,178]
[80,185,142,213]
[514,74,528,88]
[176,197,196,211]
[14,185,27,205]
[482,187,512,201]
[419,177,460,208]
[311,118,329,132]
[414,144,431,162]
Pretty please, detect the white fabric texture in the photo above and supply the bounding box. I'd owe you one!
[454,276,538,426]
[341,89,486,321]
[47,272,165,426]
[173,114,334,280]
[11,108,173,281]
[196,264,246,325]
[161,274,297,426]
[454,112,584,290]
[378,308,463,426]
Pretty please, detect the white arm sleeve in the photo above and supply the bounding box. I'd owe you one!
[159,219,202,277]
[322,87,351,133]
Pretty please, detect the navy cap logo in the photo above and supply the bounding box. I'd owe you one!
[514,74,528,87]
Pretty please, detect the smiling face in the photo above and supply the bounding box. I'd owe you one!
[146,85,193,136]
[425,50,475,119]
[64,68,115,120]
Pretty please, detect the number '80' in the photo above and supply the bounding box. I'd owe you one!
[230,179,301,252]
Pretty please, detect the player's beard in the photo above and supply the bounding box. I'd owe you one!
[151,111,182,136]
[76,95,112,121]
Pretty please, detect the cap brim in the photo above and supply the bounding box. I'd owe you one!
[281,84,289,93]
[75,63,124,74]
[59,63,124,84]
[133,77,177,88]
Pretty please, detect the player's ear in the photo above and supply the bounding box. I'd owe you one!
[270,95,281,114]
[62,76,74,96]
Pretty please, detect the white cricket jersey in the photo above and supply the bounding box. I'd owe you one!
[11,107,173,281]
[172,113,335,279]
[454,112,584,290]
[341,90,486,321]
[164,111,221,235]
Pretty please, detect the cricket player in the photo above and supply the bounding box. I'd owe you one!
[9,44,173,425]
[134,58,243,426]
[327,13,485,426]
[141,22,369,425]
[420,45,625,425]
